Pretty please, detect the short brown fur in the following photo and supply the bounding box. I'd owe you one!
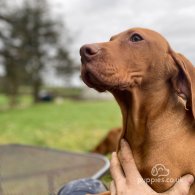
[80,28,195,194]
[92,127,121,155]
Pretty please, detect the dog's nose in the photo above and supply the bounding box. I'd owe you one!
[80,44,100,62]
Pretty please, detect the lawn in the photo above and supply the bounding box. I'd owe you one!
[0,96,121,152]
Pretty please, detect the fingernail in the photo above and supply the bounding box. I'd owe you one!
[112,152,116,158]
[120,139,126,147]
[187,175,194,185]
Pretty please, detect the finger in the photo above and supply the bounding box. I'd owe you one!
[110,181,116,195]
[110,152,125,184]
[118,139,142,181]
[164,174,194,195]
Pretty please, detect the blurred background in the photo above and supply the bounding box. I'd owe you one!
[0,0,195,153]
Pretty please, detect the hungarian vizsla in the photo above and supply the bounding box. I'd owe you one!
[80,28,195,194]
[92,127,121,155]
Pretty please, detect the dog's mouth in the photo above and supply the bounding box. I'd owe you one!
[81,67,107,92]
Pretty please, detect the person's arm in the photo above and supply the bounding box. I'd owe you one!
[110,139,194,195]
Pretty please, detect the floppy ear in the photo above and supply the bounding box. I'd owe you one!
[170,50,195,118]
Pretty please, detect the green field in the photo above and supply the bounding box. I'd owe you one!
[0,96,121,152]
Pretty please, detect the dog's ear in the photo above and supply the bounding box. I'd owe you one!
[170,49,195,118]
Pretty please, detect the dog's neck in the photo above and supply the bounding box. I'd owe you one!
[112,81,192,152]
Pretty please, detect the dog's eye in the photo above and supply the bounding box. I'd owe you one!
[130,34,143,42]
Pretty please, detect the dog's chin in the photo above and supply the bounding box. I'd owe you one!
[81,70,108,92]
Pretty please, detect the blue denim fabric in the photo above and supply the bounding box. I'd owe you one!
[58,178,107,195]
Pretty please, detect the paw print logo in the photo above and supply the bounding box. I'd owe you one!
[151,164,170,177]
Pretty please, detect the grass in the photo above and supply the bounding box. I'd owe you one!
[0,97,121,152]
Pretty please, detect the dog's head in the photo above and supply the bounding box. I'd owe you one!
[80,28,170,91]
[80,27,195,117]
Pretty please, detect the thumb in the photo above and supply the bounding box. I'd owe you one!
[164,174,194,195]
[110,181,116,195]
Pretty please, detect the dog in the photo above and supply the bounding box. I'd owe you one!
[80,27,195,194]
[92,127,121,155]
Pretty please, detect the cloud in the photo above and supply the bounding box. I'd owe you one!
[50,0,195,63]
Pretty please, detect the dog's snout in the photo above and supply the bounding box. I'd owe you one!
[80,44,100,62]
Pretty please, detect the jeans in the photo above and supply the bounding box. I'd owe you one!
[58,178,107,195]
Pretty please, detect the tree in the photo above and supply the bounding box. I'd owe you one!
[0,1,26,105]
[0,0,75,105]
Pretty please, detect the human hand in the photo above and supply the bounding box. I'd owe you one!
[110,139,194,195]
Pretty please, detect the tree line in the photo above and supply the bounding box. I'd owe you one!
[0,0,75,106]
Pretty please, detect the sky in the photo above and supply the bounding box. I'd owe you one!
[49,0,195,65]
[2,0,195,86]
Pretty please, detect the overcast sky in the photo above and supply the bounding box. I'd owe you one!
[49,0,195,65]
[6,0,194,86]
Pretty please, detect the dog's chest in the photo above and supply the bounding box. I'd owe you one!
[132,148,179,192]
[132,145,194,194]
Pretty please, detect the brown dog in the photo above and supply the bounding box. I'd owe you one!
[80,28,195,194]
[92,127,121,155]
